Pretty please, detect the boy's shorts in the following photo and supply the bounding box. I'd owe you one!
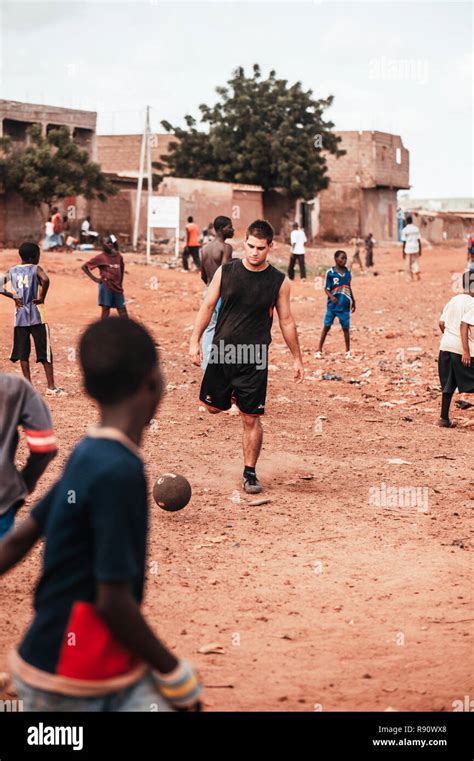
[324,303,350,330]
[13,672,174,712]
[438,350,474,394]
[406,253,420,274]
[98,283,125,309]
[10,324,52,363]
[0,506,16,539]
[200,358,268,415]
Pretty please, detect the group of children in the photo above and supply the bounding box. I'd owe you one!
[0,220,472,713]
[0,234,128,395]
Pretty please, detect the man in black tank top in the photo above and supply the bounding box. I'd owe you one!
[190,220,304,494]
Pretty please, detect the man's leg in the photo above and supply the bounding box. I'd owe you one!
[101,306,111,320]
[117,307,129,318]
[241,413,263,468]
[182,247,189,271]
[191,248,201,270]
[287,255,296,280]
[299,255,306,280]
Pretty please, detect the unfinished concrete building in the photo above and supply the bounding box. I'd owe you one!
[0,100,97,245]
[318,131,409,241]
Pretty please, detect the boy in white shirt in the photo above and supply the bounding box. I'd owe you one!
[288,223,307,281]
[401,215,422,281]
[438,271,474,426]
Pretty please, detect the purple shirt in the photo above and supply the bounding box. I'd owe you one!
[8,264,46,327]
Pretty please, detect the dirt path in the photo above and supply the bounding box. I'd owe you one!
[0,242,472,711]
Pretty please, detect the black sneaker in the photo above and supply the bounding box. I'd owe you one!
[242,473,262,494]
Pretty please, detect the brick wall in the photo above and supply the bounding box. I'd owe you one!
[97,134,175,173]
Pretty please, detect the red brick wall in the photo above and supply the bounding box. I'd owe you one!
[97,134,175,173]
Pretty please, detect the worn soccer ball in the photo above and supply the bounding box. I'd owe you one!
[153,473,192,512]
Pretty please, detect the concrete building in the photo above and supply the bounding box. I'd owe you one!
[0,99,97,157]
[317,131,410,241]
[94,135,263,242]
[0,100,97,246]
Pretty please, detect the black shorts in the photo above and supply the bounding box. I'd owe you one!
[438,350,474,394]
[200,361,268,415]
[10,324,52,364]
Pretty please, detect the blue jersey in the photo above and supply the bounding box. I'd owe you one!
[325,267,352,309]
[8,264,46,327]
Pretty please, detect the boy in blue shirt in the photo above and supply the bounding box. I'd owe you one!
[315,250,356,359]
[0,318,202,712]
[0,242,63,396]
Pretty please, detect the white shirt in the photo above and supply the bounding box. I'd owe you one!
[401,223,421,254]
[45,221,53,236]
[291,229,307,255]
[440,294,474,356]
[81,219,90,233]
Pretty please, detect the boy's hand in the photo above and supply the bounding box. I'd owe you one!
[32,298,44,305]
[331,295,338,305]
[351,302,356,313]
[154,659,203,711]
[13,297,23,308]
[462,350,471,367]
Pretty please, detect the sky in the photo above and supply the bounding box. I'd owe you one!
[1,0,472,198]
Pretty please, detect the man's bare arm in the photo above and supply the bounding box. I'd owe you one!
[222,243,233,264]
[275,278,304,383]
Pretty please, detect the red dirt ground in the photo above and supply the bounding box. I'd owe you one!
[0,241,472,712]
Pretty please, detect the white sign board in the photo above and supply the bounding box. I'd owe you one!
[148,196,180,229]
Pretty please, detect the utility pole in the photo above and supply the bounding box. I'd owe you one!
[133,105,153,261]
[145,106,153,265]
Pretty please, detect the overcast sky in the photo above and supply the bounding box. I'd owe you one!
[1,0,472,198]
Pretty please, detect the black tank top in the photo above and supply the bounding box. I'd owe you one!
[213,259,285,346]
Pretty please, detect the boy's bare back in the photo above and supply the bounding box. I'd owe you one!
[201,238,233,285]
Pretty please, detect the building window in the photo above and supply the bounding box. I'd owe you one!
[395,147,402,164]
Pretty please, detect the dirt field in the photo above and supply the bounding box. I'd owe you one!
[0,241,472,712]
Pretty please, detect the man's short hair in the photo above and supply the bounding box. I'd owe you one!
[213,216,231,232]
[80,318,160,405]
[406,215,413,224]
[334,249,347,259]
[246,219,274,244]
[292,222,299,230]
[19,242,40,262]
[187,216,193,223]
[462,270,474,293]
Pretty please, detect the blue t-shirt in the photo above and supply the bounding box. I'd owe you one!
[325,267,352,310]
[18,433,148,686]
[8,264,46,327]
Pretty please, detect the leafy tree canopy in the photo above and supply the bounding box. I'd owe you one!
[0,124,116,209]
[161,64,345,199]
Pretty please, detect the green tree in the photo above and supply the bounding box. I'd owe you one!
[0,124,116,213]
[161,64,345,199]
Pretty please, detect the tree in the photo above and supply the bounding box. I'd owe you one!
[0,124,116,213]
[161,64,345,200]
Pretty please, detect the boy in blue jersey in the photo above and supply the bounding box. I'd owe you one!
[0,242,63,396]
[0,318,202,712]
[315,250,356,359]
